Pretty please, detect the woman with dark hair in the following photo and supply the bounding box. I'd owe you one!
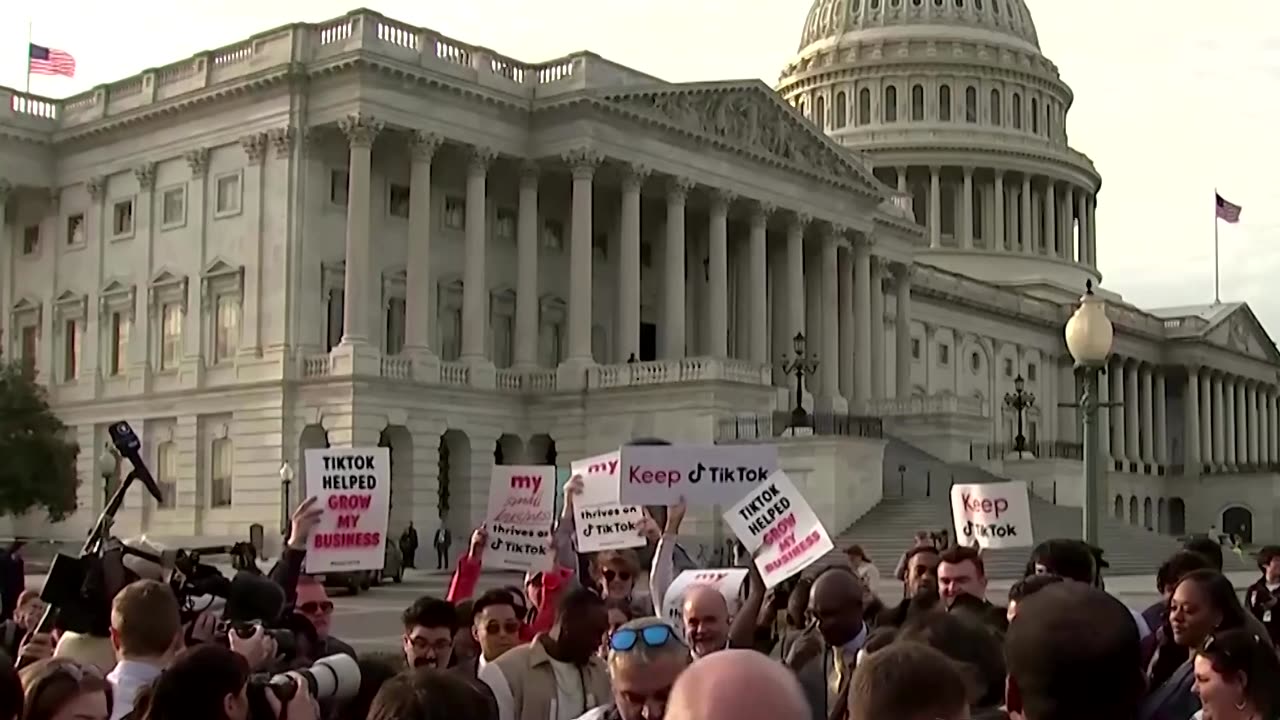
[140,645,315,720]
[367,667,496,720]
[1141,570,1256,720]
[1192,628,1280,720]
[600,598,639,659]
[18,659,110,720]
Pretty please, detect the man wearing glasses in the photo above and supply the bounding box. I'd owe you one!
[574,618,690,720]
[401,596,458,669]
[455,589,524,678]
[294,575,356,659]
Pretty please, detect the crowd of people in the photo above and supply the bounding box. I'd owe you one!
[0,473,1278,720]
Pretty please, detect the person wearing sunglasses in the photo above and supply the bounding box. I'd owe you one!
[456,590,523,678]
[574,619,689,720]
[293,576,355,659]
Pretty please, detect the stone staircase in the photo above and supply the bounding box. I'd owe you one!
[820,435,1251,579]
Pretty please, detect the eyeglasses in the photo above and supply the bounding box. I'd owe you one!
[298,601,334,615]
[408,636,453,652]
[603,569,633,583]
[1202,631,1265,655]
[483,620,522,636]
[610,623,684,652]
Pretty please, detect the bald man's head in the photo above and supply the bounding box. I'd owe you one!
[667,649,808,720]
[682,586,731,658]
[811,568,866,647]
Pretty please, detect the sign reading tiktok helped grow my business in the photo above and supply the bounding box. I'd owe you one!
[949,481,1034,550]
[571,451,646,553]
[619,444,779,506]
[724,470,832,588]
[303,447,391,574]
[484,466,556,572]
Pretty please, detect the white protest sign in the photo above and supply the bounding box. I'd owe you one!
[571,452,646,553]
[724,470,833,589]
[303,447,391,574]
[484,466,556,572]
[619,444,778,507]
[661,568,748,640]
[949,482,1034,549]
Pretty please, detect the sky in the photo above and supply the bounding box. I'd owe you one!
[3,1,1278,334]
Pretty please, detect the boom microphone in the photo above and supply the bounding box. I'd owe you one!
[108,421,164,503]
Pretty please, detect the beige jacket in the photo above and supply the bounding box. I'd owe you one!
[482,635,610,720]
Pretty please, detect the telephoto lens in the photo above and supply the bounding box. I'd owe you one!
[266,653,361,703]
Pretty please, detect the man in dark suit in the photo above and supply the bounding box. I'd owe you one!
[453,589,523,679]
[775,568,868,720]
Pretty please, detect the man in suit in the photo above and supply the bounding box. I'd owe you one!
[776,568,868,720]
[435,526,453,570]
[454,589,524,679]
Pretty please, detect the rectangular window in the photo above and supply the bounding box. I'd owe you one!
[63,320,79,381]
[910,337,921,360]
[938,343,951,366]
[20,325,38,371]
[66,213,85,246]
[214,296,240,362]
[112,199,134,237]
[156,442,177,509]
[22,225,39,255]
[161,187,186,227]
[495,208,516,242]
[160,303,183,369]
[493,314,513,369]
[109,312,130,376]
[210,437,233,508]
[215,174,241,216]
[388,184,410,218]
[330,170,350,206]
[385,298,406,356]
[440,308,461,361]
[443,196,465,230]
[326,290,344,352]
[1004,358,1014,377]
[542,219,564,250]
[1027,363,1038,382]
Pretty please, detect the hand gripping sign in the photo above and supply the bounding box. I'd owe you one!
[570,451,646,553]
[619,444,779,507]
[484,466,556,572]
[948,481,1034,550]
[723,471,833,589]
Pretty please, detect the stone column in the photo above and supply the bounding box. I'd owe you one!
[1110,358,1126,465]
[1260,389,1270,465]
[1270,390,1279,464]
[960,167,974,249]
[1224,377,1238,467]
[0,179,9,356]
[1098,362,1111,461]
[1043,180,1057,257]
[748,202,771,366]
[1154,371,1167,465]
[928,167,941,248]
[1063,186,1076,261]
[563,149,599,364]
[1212,374,1226,467]
[1021,174,1033,254]
[786,214,807,350]
[1235,380,1248,466]
[838,248,854,402]
[337,114,383,351]
[1086,195,1097,265]
[993,171,1006,251]
[894,264,913,398]
[870,258,886,400]
[1200,372,1213,468]
[819,227,842,410]
[896,167,907,193]
[1247,383,1260,465]
[1140,365,1155,464]
[662,177,692,359]
[405,132,442,366]
[707,189,733,358]
[1125,361,1140,464]
[853,236,873,405]
[513,162,541,369]
[1185,367,1202,469]
[616,164,647,363]
[460,146,494,363]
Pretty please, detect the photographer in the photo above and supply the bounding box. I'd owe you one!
[140,644,316,720]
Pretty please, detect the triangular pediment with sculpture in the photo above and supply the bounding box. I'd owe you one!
[1203,304,1280,364]
[592,81,886,198]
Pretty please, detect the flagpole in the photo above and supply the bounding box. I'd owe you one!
[1213,188,1221,305]
[24,20,32,93]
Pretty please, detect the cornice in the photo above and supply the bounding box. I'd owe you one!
[780,59,1072,102]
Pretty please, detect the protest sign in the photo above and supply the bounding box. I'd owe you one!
[619,444,778,507]
[724,470,832,588]
[949,482,1033,549]
[661,568,748,640]
[484,466,556,572]
[571,451,646,553]
[303,447,391,574]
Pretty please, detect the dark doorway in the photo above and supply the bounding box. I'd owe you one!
[1222,507,1253,545]
[640,323,657,361]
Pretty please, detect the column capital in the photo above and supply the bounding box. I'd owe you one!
[667,176,694,203]
[468,146,496,176]
[710,188,737,214]
[339,113,384,148]
[993,168,1005,179]
[751,200,775,225]
[184,148,209,179]
[268,126,296,159]
[893,261,916,281]
[873,255,892,274]
[621,163,650,192]
[790,211,812,231]
[928,165,941,175]
[240,132,268,166]
[563,148,602,179]
[410,131,444,161]
[86,176,106,202]
[519,159,540,185]
[853,233,877,251]
[134,162,156,191]
[961,166,974,178]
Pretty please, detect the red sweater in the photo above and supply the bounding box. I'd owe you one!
[446,552,573,641]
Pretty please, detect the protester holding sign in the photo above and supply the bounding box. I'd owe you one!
[724,471,834,589]
[948,481,1034,550]
[302,447,392,574]
[484,466,557,573]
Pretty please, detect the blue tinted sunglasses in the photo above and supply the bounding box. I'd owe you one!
[610,623,683,652]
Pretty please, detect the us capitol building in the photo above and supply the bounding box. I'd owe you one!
[1,1,1276,555]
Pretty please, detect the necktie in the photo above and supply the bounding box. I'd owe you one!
[830,645,845,695]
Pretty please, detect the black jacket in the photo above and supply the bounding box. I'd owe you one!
[1245,578,1280,645]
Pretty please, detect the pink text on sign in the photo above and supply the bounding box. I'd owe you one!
[629,467,682,487]
[961,492,1008,518]
[510,474,543,493]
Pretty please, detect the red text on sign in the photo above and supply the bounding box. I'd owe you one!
[960,493,1008,518]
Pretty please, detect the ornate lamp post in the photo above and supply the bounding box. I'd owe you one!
[97,445,118,509]
[1065,280,1115,545]
[1004,375,1037,457]
[781,332,820,431]
[279,462,295,536]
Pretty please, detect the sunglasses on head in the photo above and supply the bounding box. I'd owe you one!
[298,600,335,615]
[603,568,633,583]
[610,623,684,652]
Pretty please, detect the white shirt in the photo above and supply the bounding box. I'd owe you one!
[107,659,164,720]
[572,708,609,720]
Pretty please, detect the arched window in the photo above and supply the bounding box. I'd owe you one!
[798,98,807,118]
[989,89,1002,126]
[835,91,848,128]
[965,86,978,123]
[1011,93,1022,129]
[884,86,898,122]
[816,96,827,130]
[858,88,871,125]
[910,84,925,121]
[938,85,952,121]
[1031,97,1039,133]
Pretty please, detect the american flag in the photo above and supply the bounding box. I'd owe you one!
[1215,193,1242,224]
[28,44,76,78]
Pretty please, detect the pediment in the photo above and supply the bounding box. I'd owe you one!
[592,82,886,198]
[202,257,241,278]
[54,290,81,305]
[11,296,41,313]
[101,279,134,297]
[1205,305,1280,363]
[150,268,186,288]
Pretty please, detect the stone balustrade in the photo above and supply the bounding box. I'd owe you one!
[863,393,985,417]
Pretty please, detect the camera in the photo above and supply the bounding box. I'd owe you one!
[246,653,361,719]
[218,620,298,662]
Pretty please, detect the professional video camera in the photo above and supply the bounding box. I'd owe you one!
[245,653,361,720]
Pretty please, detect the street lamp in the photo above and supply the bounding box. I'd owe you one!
[781,332,820,431]
[279,462,295,536]
[1065,279,1114,545]
[1004,374,1036,457]
[97,445,117,509]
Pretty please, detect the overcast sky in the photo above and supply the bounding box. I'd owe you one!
[4,1,1277,333]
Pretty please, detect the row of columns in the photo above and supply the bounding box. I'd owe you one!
[331,114,915,400]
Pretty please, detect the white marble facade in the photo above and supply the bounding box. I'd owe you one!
[0,4,1278,546]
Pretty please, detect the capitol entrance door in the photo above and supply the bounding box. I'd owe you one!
[640,323,656,361]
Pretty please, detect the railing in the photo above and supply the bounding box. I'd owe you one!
[301,355,331,378]
[865,394,985,417]
[969,441,1084,461]
[718,411,883,442]
[496,368,557,392]
[379,356,411,380]
[588,358,771,389]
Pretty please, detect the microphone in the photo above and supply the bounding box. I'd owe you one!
[108,421,164,504]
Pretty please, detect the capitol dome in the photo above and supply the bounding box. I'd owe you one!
[780,0,1101,299]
